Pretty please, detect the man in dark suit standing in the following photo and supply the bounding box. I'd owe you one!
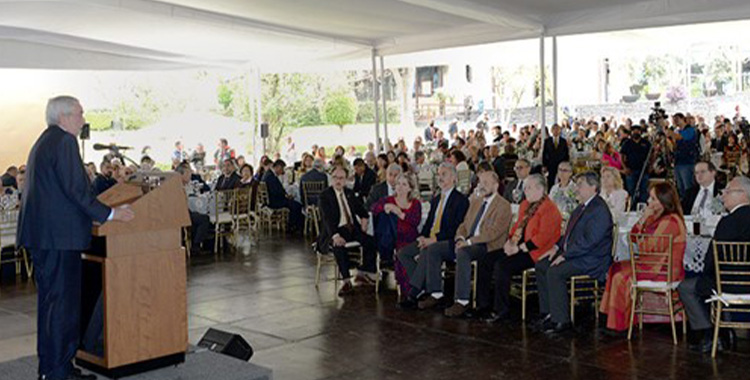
[17,96,134,380]
[681,161,724,216]
[678,176,750,352]
[317,166,377,296]
[536,171,613,334]
[542,124,570,189]
[262,159,303,231]
[214,158,241,191]
[397,163,470,309]
[352,158,376,204]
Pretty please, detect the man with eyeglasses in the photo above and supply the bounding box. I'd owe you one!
[678,176,750,353]
[502,158,530,203]
[681,160,724,216]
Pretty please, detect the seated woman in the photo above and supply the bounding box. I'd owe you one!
[239,163,259,211]
[549,161,578,217]
[600,141,623,170]
[601,166,629,214]
[484,174,562,322]
[600,182,687,332]
[371,173,422,294]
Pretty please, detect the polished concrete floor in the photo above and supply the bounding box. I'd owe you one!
[2,234,750,380]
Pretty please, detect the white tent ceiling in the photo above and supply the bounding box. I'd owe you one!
[2,0,750,71]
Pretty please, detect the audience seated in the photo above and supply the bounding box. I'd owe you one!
[317,165,377,296]
[300,158,329,206]
[503,158,531,203]
[262,159,303,231]
[681,160,724,216]
[92,161,117,195]
[353,158,377,204]
[600,166,629,215]
[600,182,686,333]
[215,158,241,190]
[366,163,401,211]
[536,171,614,334]
[678,176,750,352]
[177,162,211,254]
[484,174,562,323]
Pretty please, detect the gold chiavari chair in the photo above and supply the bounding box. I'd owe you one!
[0,208,25,278]
[256,182,289,234]
[301,181,327,238]
[627,233,686,345]
[568,224,618,325]
[708,242,750,357]
[212,189,236,254]
[456,169,472,195]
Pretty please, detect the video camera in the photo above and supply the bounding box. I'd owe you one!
[648,102,668,125]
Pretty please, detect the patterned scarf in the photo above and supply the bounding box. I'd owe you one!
[511,196,547,244]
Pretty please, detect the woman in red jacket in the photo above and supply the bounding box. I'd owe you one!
[483,174,562,323]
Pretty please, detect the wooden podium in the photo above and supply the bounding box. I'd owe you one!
[76,175,191,378]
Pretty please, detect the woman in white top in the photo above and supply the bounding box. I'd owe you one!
[549,161,578,215]
[600,166,629,214]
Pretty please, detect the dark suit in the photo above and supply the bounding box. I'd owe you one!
[681,182,723,216]
[215,171,241,191]
[317,187,376,279]
[678,205,750,331]
[300,169,328,207]
[91,173,117,195]
[502,178,526,203]
[1,172,17,188]
[491,156,506,181]
[536,195,613,324]
[17,125,111,380]
[353,167,377,203]
[397,188,470,297]
[262,170,303,230]
[366,181,390,211]
[542,136,570,189]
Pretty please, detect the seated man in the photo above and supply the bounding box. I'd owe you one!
[366,163,401,211]
[92,161,117,195]
[300,158,328,207]
[215,158,241,191]
[681,160,724,216]
[536,171,613,334]
[317,165,377,296]
[397,163,469,309]
[262,159,303,231]
[678,176,750,352]
[442,171,512,318]
[177,162,211,254]
[352,158,377,204]
[503,158,530,203]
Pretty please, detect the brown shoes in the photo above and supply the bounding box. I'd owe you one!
[417,296,442,310]
[444,302,469,318]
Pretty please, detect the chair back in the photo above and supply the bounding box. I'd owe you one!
[628,233,674,283]
[256,182,270,208]
[213,189,236,220]
[0,208,19,248]
[417,169,435,200]
[456,169,472,194]
[234,187,253,216]
[302,181,327,207]
[712,241,750,296]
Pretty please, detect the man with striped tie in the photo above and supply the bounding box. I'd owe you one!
[397,163,469,310]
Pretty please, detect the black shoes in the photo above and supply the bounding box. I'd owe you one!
[68,368,97,380]
[398,297,418,310]
[543,321,574,334]
[481,312,511,324]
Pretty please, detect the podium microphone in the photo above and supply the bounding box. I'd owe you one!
[93,143,133,151]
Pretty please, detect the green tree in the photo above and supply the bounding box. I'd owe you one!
[322,91,357,129]
[217,81,234,116]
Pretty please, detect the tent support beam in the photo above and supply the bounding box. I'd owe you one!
[552,36,558,125]
[372,48,382,153]
[380,55,389,145]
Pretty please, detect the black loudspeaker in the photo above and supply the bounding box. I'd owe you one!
[80,123,90,140]
[260,122,269,138]
[197,328,253,361]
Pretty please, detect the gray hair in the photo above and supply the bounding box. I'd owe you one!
[387,163,403,175]
[575,171,601,192]
[312,158,325,171]
[438,162,457,179]
[524,173,548,194]
[732,176,750,201]
[46,95,80,126]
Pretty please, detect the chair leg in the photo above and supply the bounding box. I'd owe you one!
[471,261,478,310]
[682,311,687,336]
[315,254,322,288]
[570,279,576,325]
[711,304,722,357]
[594,280,600,324]
[667,290,678,345]
[627,289,638,340]
[521,272,528,321]
[638,293,644,332]
[375,253,381,295]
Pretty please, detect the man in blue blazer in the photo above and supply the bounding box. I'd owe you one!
[262,159,303,231]
[535,171,613,333]
[397,163,470,309]
[299,158,328,207]
[17,96,134,380]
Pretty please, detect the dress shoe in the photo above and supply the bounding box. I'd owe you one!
[544,321,573,334]
[417,296,443,310]
[398,297,418,310]
[354,273,376,286]
[444,302,469,318]
[68,368,97,380]
[338,282,354,297]
[482,312,511,324]
[530,314,551,331]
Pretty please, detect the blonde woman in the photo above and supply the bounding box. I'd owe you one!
[601,166,629,213]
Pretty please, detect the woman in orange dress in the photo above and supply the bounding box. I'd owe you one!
[600,182,687,332]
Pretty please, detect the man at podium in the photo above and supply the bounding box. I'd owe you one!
[17,96,135,380]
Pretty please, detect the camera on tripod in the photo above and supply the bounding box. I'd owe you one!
[649,102,667,125]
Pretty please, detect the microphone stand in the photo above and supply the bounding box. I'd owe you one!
[633,135,655,209]
[109,147,140,169]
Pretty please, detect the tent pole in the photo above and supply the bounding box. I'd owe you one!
[255,67,262,162]
[552,36,558,125]
[380,55,389,145]
[372,48,382,153]
[539,35,546,130]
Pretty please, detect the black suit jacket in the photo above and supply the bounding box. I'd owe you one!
[542,137,570,178]
[699,205,750,295]
[366,181,389,211]
[316,187,368,253]
[421,188,470,251]
[215,172,241,191]
[681,182,723,215]
[491,156,506,181]
[502,178,526,203]
[300,169,328,206]
[1,173,17,189]
[92,174,117,195]
[261,170,287,209]
[557,195,614,282]
[17,125,111,250]
[353,167,377,203]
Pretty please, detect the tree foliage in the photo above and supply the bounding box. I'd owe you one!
[322,91,357,128]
